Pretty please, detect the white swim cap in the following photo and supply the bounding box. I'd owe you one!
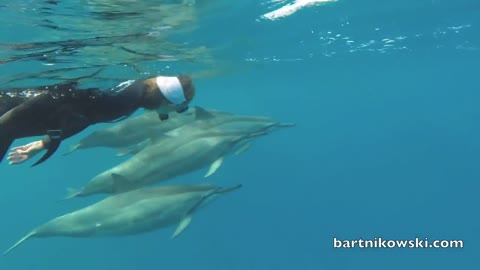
[155,76,186,105]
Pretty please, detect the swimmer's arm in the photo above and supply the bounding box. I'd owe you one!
[7,115,91,165]
[19,135,53,151]
[40,135,52,149]
[40,113,91,149]
[7,139,45,164]
[6,135,52,164]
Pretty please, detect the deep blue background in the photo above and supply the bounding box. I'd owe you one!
[1,0,479,269]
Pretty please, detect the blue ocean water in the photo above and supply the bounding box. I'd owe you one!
[1,0,479,269]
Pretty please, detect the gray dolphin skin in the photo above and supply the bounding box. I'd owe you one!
[63,106,274,155]
[64,126,277,199]
[3,184,242,256]
[63,109,195,155]
[116,109,295,157]
[64,110,294,199]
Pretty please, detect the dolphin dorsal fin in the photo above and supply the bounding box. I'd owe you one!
[194,106,215,121]
[111,173,135,193]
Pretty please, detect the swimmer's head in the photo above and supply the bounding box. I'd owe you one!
[141,75,195,116]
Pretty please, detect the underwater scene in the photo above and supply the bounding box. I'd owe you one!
[0,0,479,269]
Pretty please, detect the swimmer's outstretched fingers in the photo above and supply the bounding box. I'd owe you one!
[7,140,45,165]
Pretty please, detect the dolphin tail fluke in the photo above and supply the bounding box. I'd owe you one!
[3,231,36,256]
[62,143,81,156]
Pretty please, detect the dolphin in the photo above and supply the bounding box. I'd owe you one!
[64,123,287,199]
[64,106,235,155]
[3,183,241,256]
[63,110,159,153]
[62,109,193,155]
[115,109,295,156]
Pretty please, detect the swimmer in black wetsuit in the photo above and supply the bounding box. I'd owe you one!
[0,75,195,166]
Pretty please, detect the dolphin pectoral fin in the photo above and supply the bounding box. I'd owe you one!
[62,143,80,156]
[116,148,131,157]
[111,173,135,193]
[171,214,193,239]
[117,140,150,156]
[61,188,82,201]
[3,231,36,256]
[234,142,252,155]
[204,157,224,178]
[32,130,62,167]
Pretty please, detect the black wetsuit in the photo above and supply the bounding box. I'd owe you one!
[0,80,147,166]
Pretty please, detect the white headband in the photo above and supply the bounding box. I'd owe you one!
[156,76,186,105]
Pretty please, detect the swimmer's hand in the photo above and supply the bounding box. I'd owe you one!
[7,140,45,165]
